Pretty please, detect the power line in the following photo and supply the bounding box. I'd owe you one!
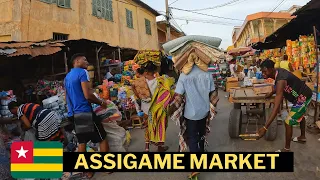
[173,17,239,26]
[171,7,244,21]
[170,0,244,11]
[169,10,184,33]
[169,0,180,6]
[266,0,287,17]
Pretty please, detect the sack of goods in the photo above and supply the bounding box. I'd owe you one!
[103,122,127,152]
[42,93,67,122]
[0,91,16,118]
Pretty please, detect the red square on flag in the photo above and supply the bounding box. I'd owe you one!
[11,141,33,164]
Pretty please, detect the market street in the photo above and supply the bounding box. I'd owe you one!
[94,90,320,180]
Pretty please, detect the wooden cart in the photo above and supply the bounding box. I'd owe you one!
[228,87,277,141]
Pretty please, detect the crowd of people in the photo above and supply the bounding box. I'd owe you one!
[5,52,313,179]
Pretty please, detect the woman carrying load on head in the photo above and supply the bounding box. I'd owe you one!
[132,51,175,152]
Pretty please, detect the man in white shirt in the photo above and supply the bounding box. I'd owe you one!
[229,59,236,77]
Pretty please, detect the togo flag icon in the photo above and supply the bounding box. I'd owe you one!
[10,141,63,179]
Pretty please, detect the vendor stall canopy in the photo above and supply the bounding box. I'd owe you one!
[0,41,65,57]
[253,0,320,50]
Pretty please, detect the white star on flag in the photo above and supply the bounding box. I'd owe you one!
[16,146,29,158]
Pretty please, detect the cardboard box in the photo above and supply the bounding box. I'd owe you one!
[226,82,240,92]
[253,84,273,94]
[227,77,238,82]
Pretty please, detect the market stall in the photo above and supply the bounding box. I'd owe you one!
[252,0,320,133]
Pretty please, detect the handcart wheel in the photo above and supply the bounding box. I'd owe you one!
[229,109,242,138]
[264,108,278,141]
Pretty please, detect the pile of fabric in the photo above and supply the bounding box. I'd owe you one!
[163,35,225,74]
[0,90,16,118]
[134,50,163,67]
[42,92,67,122]
[36,80,64,97]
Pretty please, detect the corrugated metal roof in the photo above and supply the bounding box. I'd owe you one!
[0,41,64,57]
[0,49,17,55]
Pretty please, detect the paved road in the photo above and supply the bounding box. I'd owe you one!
[94,90,320,180]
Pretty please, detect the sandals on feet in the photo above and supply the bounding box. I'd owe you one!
[292,137,306,144]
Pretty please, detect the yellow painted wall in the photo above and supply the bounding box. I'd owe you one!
[0,0,13,23]
[0,0,158,49]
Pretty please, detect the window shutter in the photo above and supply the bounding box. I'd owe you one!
[97,0,102,17]
[126,9,130,27]
[57,0,64,6]
[92,0,97,16]
[65,0,71,8]
[145,19,151,35]
[108,0,113,21]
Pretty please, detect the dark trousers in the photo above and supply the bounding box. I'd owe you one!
[186,117,207,152]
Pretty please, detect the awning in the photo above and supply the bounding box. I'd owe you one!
[0,41,65,57]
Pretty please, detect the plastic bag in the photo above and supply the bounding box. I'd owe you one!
[23,129,37,142]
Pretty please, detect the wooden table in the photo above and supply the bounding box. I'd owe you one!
[228,87,277,141]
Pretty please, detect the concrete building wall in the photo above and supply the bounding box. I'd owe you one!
[0,0,159,49]
[233,12,293,48]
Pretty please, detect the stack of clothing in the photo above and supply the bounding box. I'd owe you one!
[42,93,67,122]
[36,80,64,97]
[0,90,16,118]
[134,50,163,67]
[163,35,225,75]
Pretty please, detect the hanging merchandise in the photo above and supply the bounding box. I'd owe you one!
[286,35,317,71]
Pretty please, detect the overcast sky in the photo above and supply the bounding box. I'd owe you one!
[141,0,310,49]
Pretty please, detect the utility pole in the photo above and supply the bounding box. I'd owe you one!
[165,0,171,42]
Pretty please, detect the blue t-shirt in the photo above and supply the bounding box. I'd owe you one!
[65,68,92,117]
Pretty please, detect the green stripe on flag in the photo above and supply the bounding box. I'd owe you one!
[11,171,62,178]
[34,156,63,163]
[34,141,62,148]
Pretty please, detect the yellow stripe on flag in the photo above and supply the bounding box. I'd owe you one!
[11,164,63,171]
[33,149,63,156]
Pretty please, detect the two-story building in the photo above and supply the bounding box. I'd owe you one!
[232,6,301,48]
[0,0,160,50]
[157,20,185,49]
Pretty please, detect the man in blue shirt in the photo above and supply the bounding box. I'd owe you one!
[175,65,215,152]
[65,54,109,156]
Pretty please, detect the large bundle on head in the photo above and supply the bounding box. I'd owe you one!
[133,50,163,68]
[162,35,225,74]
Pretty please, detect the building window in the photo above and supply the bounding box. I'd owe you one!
[145,19,151,35]
[39,0,71,8]
[53,33,69,40]
[40,0,54,3]
[126,9,133,29]
[92,0,113,21]
[57,0,71,8]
